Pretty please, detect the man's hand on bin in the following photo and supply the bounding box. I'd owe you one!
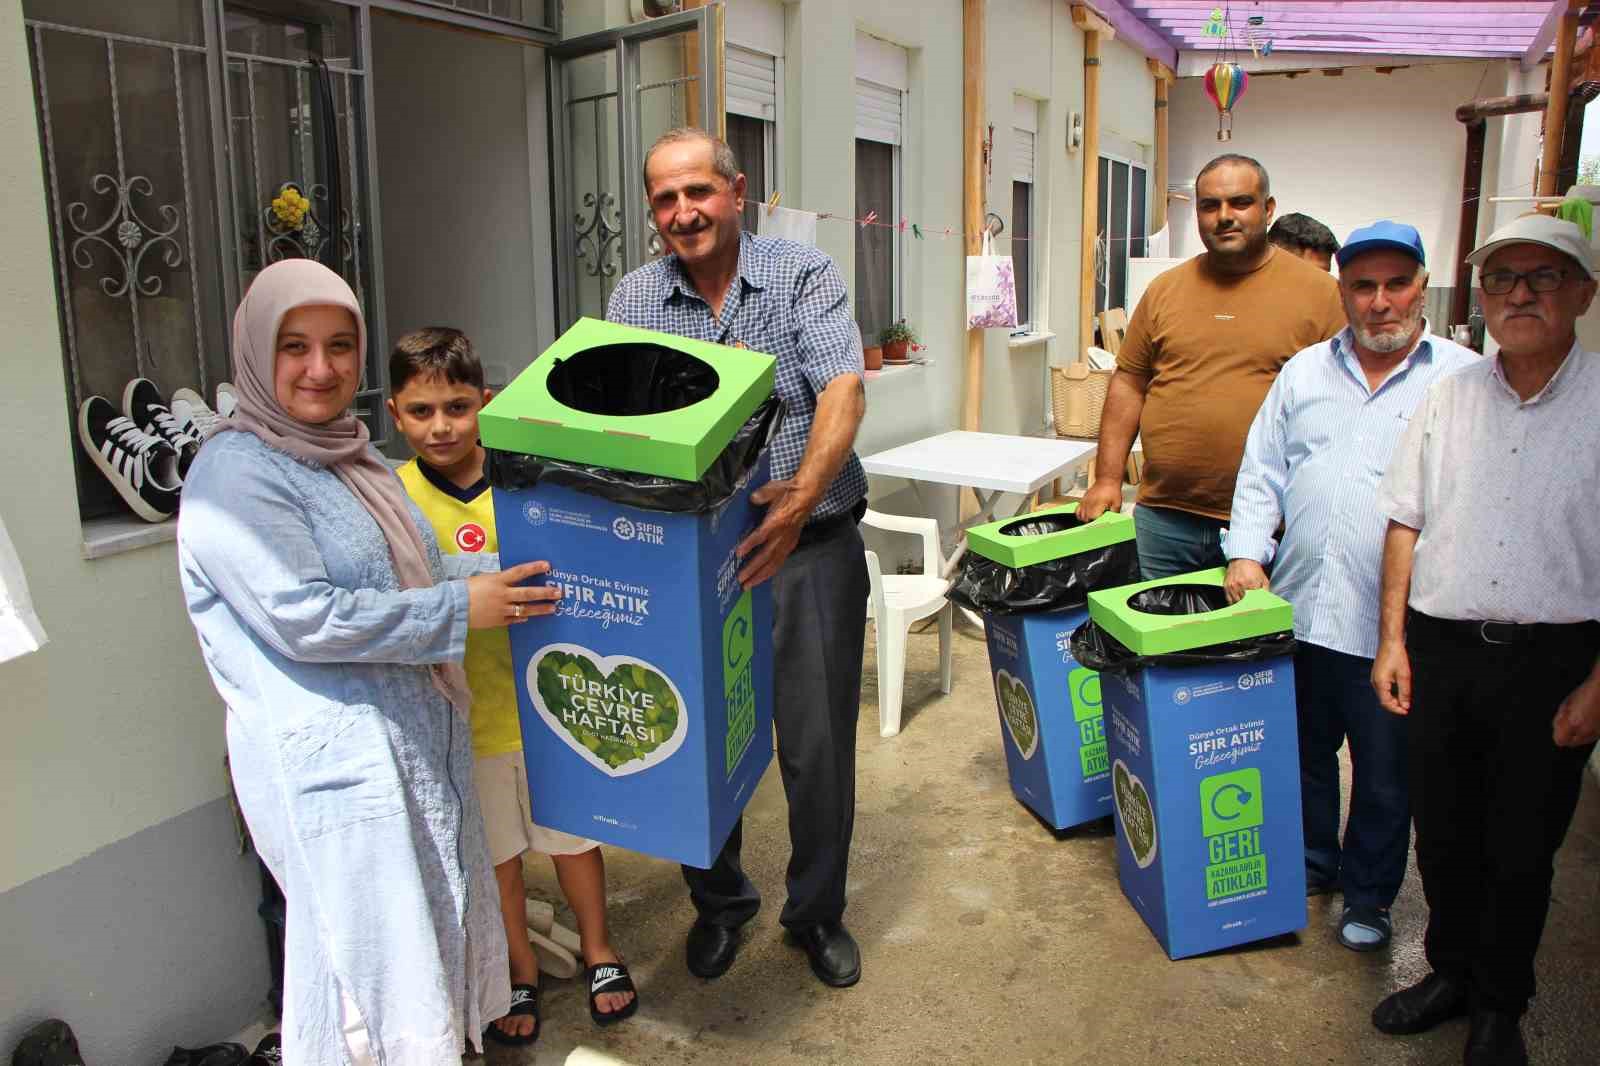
[1224,559,1270,604]
[1075,477,1124,521]
[1371,641,1412,716]
[737,479,812,589]
[1552,669,1600,747]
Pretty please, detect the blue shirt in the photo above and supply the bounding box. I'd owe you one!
[606,233,868,520]
[1227,325,1478,658]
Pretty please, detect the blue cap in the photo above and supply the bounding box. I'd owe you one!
[1337,220,1426,269]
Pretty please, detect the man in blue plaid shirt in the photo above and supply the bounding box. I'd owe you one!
[607,127,869,989]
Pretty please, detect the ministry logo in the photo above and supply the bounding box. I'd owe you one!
[1173,686,1192,705]
[523,501,547,526]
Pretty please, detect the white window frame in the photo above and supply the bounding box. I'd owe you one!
[854,33,909,334]
[724,43,782,203]
[1012,95,1041,334]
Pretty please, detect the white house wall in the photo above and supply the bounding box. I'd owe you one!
[0,3,266,1059]
[1167,61,1504,274]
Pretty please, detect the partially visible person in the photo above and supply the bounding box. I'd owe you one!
[1077,154,1346,578]
[1225,221,1476,954]
[1268,211,1341,272]
[177,260,560,1065]
[388,328,638,1047]
[1370,214,1600,1066]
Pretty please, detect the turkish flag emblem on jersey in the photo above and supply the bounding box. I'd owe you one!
[454,522,488,553]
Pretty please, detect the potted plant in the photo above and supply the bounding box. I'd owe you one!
[861,327,884,371]
[879,319,918,362]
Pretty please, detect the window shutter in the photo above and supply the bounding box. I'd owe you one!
[855,79,902,145]
[1012,129,1035,184]
[726,45,777,121]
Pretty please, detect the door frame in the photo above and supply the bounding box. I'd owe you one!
[549,5,723,329]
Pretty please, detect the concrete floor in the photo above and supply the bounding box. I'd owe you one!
[493,621,1600,1066]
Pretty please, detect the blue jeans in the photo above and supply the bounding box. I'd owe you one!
[1132,504,1226,580]
[1295,642,1410,909]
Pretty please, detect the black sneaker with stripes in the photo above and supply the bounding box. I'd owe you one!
[124,377,202,480]
[77,395,182,522]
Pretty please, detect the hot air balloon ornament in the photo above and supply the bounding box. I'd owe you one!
[1204,61,1249,141]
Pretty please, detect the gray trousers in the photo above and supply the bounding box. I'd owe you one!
[681,513,869,929]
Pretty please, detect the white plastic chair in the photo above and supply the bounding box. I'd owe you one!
[862,508,954,738]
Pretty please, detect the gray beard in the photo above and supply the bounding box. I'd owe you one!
[1354,326,1416,353]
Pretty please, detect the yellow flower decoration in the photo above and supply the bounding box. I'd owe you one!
[271,186,311,230]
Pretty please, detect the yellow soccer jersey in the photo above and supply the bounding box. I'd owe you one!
[397,457,523,759]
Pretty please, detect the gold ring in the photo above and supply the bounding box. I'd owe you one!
[512,604,522,619]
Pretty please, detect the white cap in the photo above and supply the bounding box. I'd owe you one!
[1465,214,1596,277]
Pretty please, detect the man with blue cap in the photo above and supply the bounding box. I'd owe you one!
[1224,220,1477,953]
[1369,213,1600,1066]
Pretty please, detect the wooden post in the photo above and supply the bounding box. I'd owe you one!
[1451,119,1487,333]
[1148,59,1174,235]
[1538,0,1583,196]
[1074,5,1114,359]
[961,0,985,445]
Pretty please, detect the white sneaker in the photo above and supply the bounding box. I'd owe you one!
[171,387,226,440]
[215,381,239,419]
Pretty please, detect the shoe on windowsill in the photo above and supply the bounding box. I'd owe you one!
[78,395,182,522]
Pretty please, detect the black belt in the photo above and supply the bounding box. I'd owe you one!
[1406,609,1600,648]
[797,499,867,548]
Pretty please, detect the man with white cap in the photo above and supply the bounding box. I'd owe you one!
[1369,214,1600,1066]
[1225,221,1476,953]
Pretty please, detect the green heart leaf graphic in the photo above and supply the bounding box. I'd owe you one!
[994,670,1039,760]
[527,644,687,777]
[1114,759,1159,869]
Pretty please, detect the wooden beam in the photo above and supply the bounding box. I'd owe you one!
[1452,119,1487,331]
[1152,71,1170,234]
[1523,0,1568,71]
[1072,3,1116,38]
[1538,0,1583,196]
[962,0,985,445]
[1079,26,1105,358]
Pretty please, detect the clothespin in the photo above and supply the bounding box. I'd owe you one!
[943,226,953,240]
[912,223,924,240]
[898,216,909,234]
[765,189,782,217]
[860,209,879,229]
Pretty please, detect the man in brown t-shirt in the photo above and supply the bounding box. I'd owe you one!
[1078,154,1346,578]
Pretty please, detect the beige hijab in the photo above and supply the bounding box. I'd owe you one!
[222,259,472,714]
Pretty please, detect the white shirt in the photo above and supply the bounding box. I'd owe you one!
[1377,342,1600,623]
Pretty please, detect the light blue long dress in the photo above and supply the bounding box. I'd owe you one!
[177,431,509,1065]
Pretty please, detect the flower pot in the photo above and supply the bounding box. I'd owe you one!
[863,345,884,371]
[884,339,910,362]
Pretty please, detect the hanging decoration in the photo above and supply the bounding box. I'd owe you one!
[1202,6,1250,142]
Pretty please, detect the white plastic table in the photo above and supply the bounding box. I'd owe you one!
[859,430,1099,581]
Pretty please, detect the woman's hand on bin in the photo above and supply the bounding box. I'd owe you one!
[1076,478,1124,521]
[1371,641,1412,716]
[1224,559,1270,604]
[737,479,811,589]
[467,561,562,629]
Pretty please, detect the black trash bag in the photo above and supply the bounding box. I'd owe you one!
[485,397,785,515]
[1069,607,1295,675]
[546,342,719,416]
[946,511,1141,614]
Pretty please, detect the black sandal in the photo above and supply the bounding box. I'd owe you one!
[586,961,640,1027]
[485,982,540,1047]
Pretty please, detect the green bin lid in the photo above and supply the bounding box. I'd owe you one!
[966,504,1136,569]
[1086,567,1293,656]
[478,317,776,482]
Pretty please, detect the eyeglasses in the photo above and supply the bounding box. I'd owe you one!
[1479,266,1570,295]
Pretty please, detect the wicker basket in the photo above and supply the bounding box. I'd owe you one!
[1051,361,1113,438]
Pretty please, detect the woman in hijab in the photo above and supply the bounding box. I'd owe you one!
[177,259,559,1065]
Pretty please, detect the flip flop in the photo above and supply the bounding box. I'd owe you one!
[586,961,640,1027]
[524,899,580,979]
[485,983,540,1047]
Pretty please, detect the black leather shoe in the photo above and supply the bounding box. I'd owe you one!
[686,921,742,979]
[1464,1010,1528,1066]
[786,921,862,988]
[1372,972,1471,1035]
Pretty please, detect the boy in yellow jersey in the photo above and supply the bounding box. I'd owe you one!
[388,328,637,1045]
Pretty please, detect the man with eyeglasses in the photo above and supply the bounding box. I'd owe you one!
[1225,221,1476,955]
[1370,214,1600,1066]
